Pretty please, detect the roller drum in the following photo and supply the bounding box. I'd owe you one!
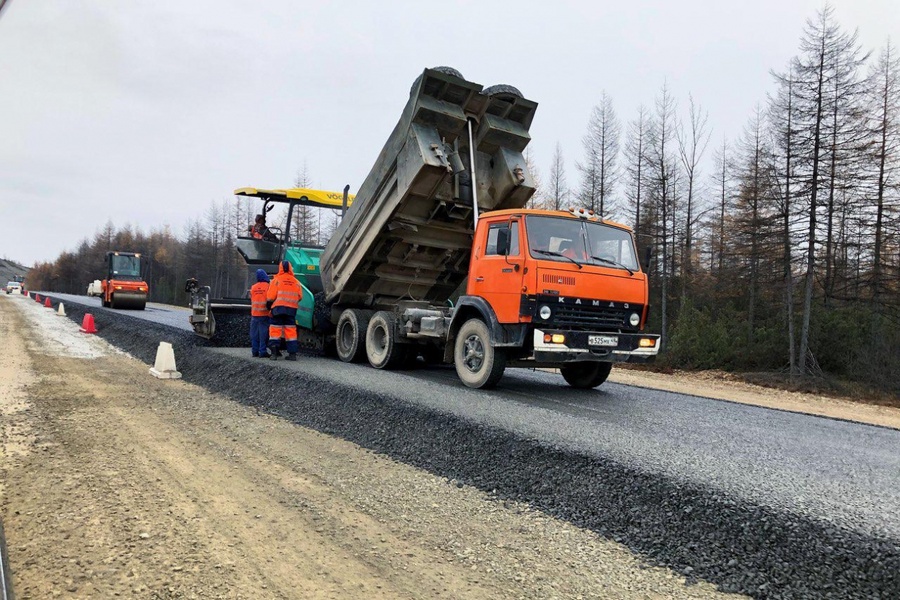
[110,292,147,310]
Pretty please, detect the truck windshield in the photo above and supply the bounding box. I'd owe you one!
[526,216,589,263]
[526,216,638,271]
[585,221,639,271]
[111,255,142,280]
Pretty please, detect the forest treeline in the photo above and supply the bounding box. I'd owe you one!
[526,5,899,392]
[27,6,899,392]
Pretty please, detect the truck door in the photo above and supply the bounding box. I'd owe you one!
[468,219,523,323]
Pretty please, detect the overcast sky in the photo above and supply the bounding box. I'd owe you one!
[1,0,897,266]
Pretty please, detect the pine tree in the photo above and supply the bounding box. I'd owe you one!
[292,162,318,244]
[645,83,679,348]
[676,95,711,301]
[577,92,620,216]
[868,39,900,303]
[546,143,569,211]
[623,106,650,242]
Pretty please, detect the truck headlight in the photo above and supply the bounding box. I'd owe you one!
[629,312,640,326]
[539,305,552,320]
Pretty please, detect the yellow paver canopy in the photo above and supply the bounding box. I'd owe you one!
[234,187,355,210]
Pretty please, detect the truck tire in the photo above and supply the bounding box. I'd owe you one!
[560,362,613,389]
[365,311,406,369]
[483,84,524,100]
[454,318,506,389]
[336,308,371,363]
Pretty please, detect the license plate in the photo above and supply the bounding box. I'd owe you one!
[588,335,618,347]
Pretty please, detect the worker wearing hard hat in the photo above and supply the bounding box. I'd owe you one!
[266,260,301,361]
[250,269,271,358]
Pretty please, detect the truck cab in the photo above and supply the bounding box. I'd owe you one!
[445,207,658,388]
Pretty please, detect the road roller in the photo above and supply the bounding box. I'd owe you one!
[96,251,148,310]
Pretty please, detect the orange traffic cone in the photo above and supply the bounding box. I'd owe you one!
[80,313,97,334]
[44,297,52,308]
[35,294,41,302]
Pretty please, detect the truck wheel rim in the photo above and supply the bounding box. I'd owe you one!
[373,324,388,353]
[338,321,353,350]
[463,334,485,372]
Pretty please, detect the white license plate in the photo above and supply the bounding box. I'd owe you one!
[588,335,618,347]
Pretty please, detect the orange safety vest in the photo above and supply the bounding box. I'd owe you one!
[250,281,269,317]
[267,272,302,310]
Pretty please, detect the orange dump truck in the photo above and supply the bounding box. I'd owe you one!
[318,68,659,388]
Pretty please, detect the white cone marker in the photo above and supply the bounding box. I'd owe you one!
[149,341,182,379]
[57,302,66,316]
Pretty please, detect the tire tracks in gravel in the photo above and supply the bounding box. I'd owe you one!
[46,296,900,599]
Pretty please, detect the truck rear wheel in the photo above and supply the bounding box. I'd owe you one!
[454,319,506,389]
[336,308,371,363]
[365,311,406,369]
[560,362,612,389]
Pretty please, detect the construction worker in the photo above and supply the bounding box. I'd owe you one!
[249,269,271,358]
[251,214,278,242]
[266,260,301,361]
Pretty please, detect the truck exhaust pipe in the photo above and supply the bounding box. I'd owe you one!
[342,184,350,220]
[467,118,479,230]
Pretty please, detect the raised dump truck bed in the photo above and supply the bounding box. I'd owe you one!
[320,67,538,311]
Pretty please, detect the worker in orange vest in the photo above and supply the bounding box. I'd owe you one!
[249,269,271,358]
[266,260,301,361]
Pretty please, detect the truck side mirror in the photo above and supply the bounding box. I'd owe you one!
[496,228,511,256]
[642,245,653,271]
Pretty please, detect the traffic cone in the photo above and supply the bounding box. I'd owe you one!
[80,313,97,334]
[35,294,41,303]
[44,297,52,308]
[149,342,181,379]
[57,303,66,316]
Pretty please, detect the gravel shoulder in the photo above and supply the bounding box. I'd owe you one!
[0,294,742,598]
[607,368,900,430]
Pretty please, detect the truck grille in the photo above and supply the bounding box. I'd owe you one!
[553,304,627,329]
[521,294,642,332]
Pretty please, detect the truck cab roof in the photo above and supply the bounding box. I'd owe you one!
[481,208,634,232]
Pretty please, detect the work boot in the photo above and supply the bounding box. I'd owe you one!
[285,353,297,362]
[259,352,271,359]
[269,352,278,360]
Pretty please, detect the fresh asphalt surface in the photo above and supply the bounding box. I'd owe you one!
[38,292,900,542]
[42,292,193,331]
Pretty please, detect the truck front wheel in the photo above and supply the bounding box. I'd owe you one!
[365,311,406,369]
[336,308,371,363]
[560,362,612,389]
[454,319,506,389]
